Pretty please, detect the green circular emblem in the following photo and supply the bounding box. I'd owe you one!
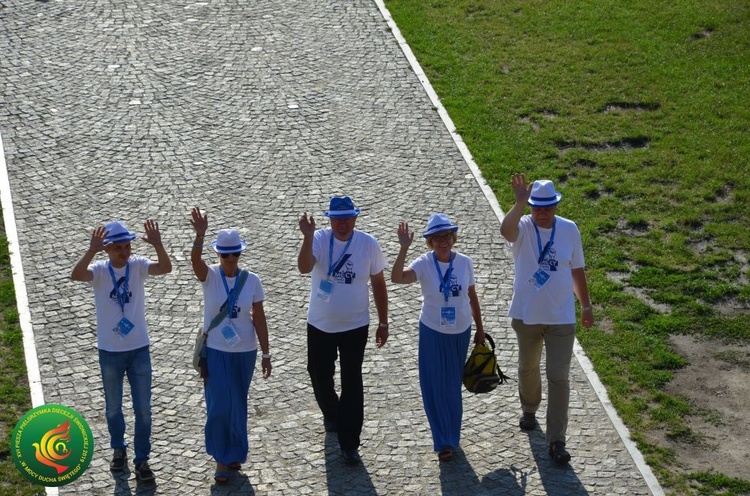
[11,404,94,487]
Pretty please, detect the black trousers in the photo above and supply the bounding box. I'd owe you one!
[307,323,368,451]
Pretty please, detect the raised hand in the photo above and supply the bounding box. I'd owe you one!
[191,207,208,237]
[510,173,533,204]
[89,226,108,252]
[142,219,162,245]
[397,222,414,248]
[299,212,316,237]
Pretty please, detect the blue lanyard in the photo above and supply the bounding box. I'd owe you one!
[328,231,354,278]
[107,261,130,314]
[432,252,455,303]
[220,267,240,319]
[532,217,556,265]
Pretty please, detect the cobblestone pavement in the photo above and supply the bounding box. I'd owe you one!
[1,1,657,494]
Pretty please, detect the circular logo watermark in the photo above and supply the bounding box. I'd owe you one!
[12,404,94,486]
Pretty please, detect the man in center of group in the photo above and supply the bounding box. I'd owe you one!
[297,195,389,465]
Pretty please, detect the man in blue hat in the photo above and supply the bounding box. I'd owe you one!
[500,173,594,466]
[297,196,389,465]
[71,220,172,482]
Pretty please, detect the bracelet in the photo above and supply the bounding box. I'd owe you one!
[193,242,203,248]
[582,306,592,311]
[378,323,389,329]
[261,353,271,359]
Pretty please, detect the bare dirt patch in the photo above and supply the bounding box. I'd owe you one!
[650,335,750,481]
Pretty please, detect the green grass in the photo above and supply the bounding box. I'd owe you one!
[0,234,44,495]
[385,0,749,493]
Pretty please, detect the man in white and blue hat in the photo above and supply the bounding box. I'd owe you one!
[71,220,172,482]
[297,196,389,465]
[500,174,594,466]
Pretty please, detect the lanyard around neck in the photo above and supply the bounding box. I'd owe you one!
[328,230,354,278]
[432,252,455,303]
[107,261,130,314]
[220,267,240,318]
[532,217,556,265]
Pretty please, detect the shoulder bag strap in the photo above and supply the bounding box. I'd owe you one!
[204,270,250,335]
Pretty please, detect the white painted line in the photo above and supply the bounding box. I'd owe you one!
[373,2,663,495]
[0,133,59,496]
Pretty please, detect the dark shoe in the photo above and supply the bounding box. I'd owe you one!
[549,441,571,465]
[214,471,229,485]
[229,462,242,470]
[134,461,155,482]
[519,412,537,431]
[341,449,361,465]
[437,447,453,462]
[110,448,127,471]
[324,419,337,433]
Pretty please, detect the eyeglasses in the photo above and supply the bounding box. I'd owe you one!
[220,252,241,258]
[431,233,454,243]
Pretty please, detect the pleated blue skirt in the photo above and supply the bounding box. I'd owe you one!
[204,348,257,465]
[418,322,471,452]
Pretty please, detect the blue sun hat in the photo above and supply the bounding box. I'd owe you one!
[423,213,459,238]
[210,229,248,254]
[527,180,562,207]
[103,221,137,245]
[324,196,361,218]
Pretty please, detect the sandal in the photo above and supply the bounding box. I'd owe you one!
[548,441,571,465]
[229,462,242,470]
[519,412,537,431]
[437,448,453,462]
[214,471,229,485]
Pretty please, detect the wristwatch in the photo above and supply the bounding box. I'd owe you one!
[377,322,389,330]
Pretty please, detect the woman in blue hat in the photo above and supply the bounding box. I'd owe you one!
[190,207,272,484]
[391,213,486,462]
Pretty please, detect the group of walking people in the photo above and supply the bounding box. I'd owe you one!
[71,173,594,485]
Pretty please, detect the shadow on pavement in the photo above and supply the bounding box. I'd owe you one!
[526,430,590,495]
[323,431,376,495]
[439,448,524,495]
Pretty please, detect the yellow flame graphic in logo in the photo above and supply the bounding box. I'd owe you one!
[32,420,71,475]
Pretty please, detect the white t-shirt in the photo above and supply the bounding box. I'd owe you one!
[89,255,151,352]
[409,251,476,334]
[202,265,265,353]
[507,215,585,325]
[307,228,388,333]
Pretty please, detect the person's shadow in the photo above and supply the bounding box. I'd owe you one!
[111,468,158,496]
[525,429,590,495]
[323,431,376,495]
[439,448,525,495]
[208,470,254,495]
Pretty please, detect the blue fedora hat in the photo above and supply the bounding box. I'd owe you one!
[324,196,361,218]
[103,221,137,245]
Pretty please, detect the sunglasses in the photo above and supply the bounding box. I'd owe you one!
[220,252,242,258]
[431,233,454,242]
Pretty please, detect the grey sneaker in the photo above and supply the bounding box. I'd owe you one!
[110,448,126,471]
[134,461,155,482]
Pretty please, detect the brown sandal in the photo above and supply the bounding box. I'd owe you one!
[438,448,453,462]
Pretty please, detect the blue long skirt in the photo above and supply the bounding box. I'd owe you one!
[204,348,257,465]
[418,322,471,452]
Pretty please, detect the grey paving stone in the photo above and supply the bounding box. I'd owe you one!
[1,0,655,494]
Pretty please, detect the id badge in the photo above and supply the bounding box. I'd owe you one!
[220,324,241,348]
[440,307,456,329]
[113,317,134,340]
[316,279,334,302]
[528,268,551,292]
